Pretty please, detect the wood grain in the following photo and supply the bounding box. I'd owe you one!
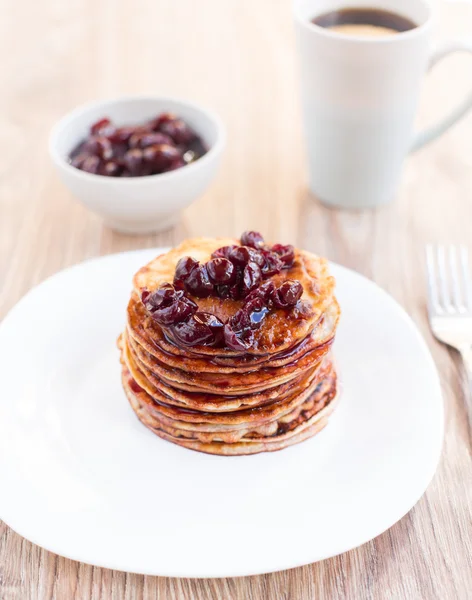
[1,1,472,598]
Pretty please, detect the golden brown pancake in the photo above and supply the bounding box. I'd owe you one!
[124,329,330,395]
[121,335,326,412]
[122,363,338,454]
[122,359,334,430]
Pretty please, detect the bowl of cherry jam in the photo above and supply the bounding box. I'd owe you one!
[49,96,225,234]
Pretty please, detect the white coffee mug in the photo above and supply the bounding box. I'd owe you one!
[294,0,472,209]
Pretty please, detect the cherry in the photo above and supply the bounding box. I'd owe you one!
[95,137,113,160]
[271,243,295,268]
[70,153,88,169]
[142,283,176,311]
[150,112,177,131]
[80,155,101,174]
[211,245,238,260]
[143,143,181,173]
[142,284,198,326]
[151,295,197,326]
[223,324,253,351]
[129,131,173,149]
[185,265,214,297]
[107,126,137,144]
[206,258,235,284]
[241,261,262,296]
[228,246,263,267]
[102,161,121,177]
[260,251,283,277]
[240,231,264,248]
[160,118,196,145]
[173,313,217,346]
[123,148,151,176]
[272,280,303,308]
[246,280,275,304]
[228,308,251,332]
[193,312,224,341]
[80,138,100,155]
[168,158,186,170]
[173,256,199,289]
[90,118,111,136]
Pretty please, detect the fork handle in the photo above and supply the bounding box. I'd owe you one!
[458,345,472,440]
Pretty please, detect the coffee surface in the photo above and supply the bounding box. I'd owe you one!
[312,8,417,37]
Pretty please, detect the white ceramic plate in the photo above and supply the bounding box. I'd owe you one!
[0,249,443,578]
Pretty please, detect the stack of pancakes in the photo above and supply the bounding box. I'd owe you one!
[118,238,340,455]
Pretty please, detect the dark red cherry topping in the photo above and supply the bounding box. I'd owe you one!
[246,280,276,304]
[271,244,295,268]
[151,296,197,326]
[69,113,206,177]
[193,312,225,340]
[173,312,221,346]
[90,118,112,136]
[129,131,173,149]
[142,284,197,326]
[241,261,262,296]
[143,144,181,172]
[223,324,253,351]
[260,251,283,277]
[173,256,199,289]
[159,118,196,145]
[228,246,252,266]
[123,148,152,176]
[206,258,236,284]
[228,246,264,269]
[211,245,238,260]
[240,231,264,249]
[184,265,214,298]
[141,283,174,310]
[80,155,101,174]
[141,232,305,351]
[272,280,303,308]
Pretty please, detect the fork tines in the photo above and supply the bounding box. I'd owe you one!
[426,245,472,316]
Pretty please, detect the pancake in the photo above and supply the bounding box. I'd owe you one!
[132,238,336,356]
[125,329,330,395]
[122,331,330,410]
[123,364,338,455]
[121,334,326,412]
[126,293,340,372]
[121,359,333,429]
[118,234,341,455]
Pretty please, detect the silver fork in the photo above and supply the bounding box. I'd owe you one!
[426,245,472,437]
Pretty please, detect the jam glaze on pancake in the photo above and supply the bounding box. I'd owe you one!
[120,333,328,412]
[133,238,335,356]
[119,235,341,455]
[124,328,331,395]
[126,294,340,372]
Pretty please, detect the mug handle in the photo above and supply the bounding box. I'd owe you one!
[411,40,472,152]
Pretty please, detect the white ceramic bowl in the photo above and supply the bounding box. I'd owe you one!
[49,96,225,234]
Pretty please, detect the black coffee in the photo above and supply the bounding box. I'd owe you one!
[312,8,417,37]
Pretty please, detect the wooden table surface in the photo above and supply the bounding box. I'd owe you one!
[1,1,472,598]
